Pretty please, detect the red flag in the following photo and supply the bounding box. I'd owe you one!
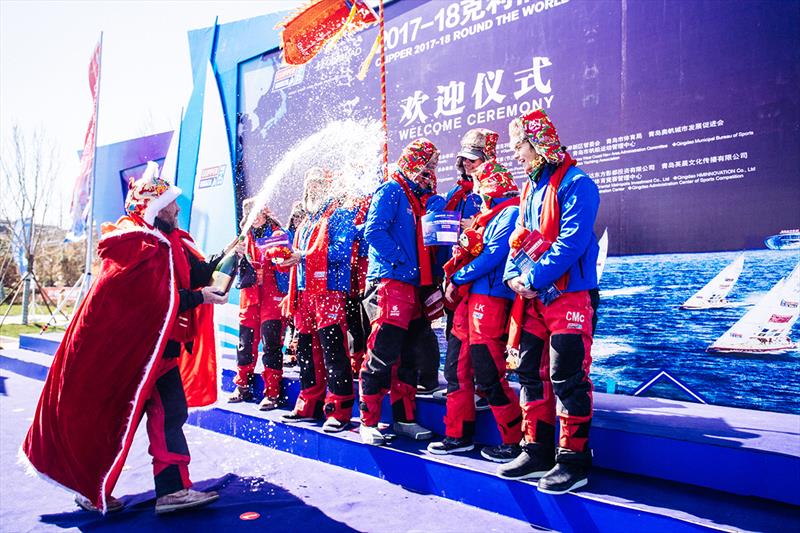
[66,41,101,241]
[278,0,376,65]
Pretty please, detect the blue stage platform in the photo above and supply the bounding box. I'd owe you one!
[5,333,799,531]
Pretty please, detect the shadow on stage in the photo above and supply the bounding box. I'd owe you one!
[39,473,357,532]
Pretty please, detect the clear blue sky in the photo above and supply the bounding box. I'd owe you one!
[0,0,301,226]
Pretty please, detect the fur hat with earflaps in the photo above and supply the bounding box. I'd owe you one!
[397,138,440,191]
[509,109,566,165]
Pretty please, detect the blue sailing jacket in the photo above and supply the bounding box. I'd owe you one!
[365,176,425,285]
[443,182,481,222]
[503,163,600,293]
[453,198,518,300]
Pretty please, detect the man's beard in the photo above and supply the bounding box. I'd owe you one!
[305,195,324,214]
[154,216,176,233]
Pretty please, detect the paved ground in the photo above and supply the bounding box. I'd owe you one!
[0,371,537,532]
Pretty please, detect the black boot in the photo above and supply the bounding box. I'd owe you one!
[537,447,591,495]
[496,442,555,480]
[427,436,474,455]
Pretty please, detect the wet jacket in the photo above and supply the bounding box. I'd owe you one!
[297,201,356,292]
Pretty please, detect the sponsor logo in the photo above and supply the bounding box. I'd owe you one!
[274,296,283,302]
[390,305,400,317]
[473,311,484,320]
[328,313,338,319]
[198,165,226,189]
[768,314,791,324]
[314,271,326,279]
[566,311,585,323]
[567,323,583,330]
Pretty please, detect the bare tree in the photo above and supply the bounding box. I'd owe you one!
[0,122,61,324]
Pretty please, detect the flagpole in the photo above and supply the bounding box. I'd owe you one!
[79,32,103,304]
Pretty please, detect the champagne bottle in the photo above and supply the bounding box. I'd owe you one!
[210,246,240,295]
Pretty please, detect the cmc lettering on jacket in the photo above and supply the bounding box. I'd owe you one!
[566,311,585,323]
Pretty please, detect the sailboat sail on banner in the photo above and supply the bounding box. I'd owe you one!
[596,228,609,283]
[708,261,800,354]
[681,255,745,309]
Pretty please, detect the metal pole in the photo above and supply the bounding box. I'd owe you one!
[78,32,104,304]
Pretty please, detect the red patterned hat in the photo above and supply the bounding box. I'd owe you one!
[397,138,440,189]
[475,160,518,203]
[125,161,182,225]
[509,109,565,164]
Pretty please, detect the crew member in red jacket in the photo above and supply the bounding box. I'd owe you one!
[229,198,290,410]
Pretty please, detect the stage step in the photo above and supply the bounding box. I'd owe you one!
[18,333,62,355]
[7,334,800,530]
[220,367,800,507]
[0,347,53,381]
[188,400,797,533]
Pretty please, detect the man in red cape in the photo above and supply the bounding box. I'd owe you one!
[22,162,228,514]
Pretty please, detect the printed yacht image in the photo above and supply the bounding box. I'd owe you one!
[765,229,800,251]
[680,255,745,309]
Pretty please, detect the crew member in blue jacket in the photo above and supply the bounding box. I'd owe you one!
[280,167,356,433]
[358,138,440,446]
[499,110,600,495]
[428,161,525,462]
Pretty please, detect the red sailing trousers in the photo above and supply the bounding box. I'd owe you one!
[517,290,594,452]
[445,294,523,444]
[145,357,192,497]
[359,279,422,427]
[292,290,354,422]
[235,280,286,398]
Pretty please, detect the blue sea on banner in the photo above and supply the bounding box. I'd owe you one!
[432,249,800,414]
[592,249,800,414]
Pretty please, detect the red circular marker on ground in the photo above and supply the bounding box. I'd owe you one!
[239,511,261,521]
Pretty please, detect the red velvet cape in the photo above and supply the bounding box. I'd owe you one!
[22,219,217,512]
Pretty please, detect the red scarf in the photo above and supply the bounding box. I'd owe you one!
[444,178,474,212]
[392,172,434,287]
[508,154,576,349]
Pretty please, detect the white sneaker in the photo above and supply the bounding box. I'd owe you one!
[393,421,433,441]
[359,423,388,445]
[155,489,219,514]
[322,417,349,433]
[258,396,281,411]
